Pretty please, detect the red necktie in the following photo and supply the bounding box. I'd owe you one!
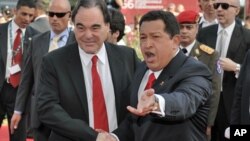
[91,55,109,131]
[9,29,22,88]
[144,73,156,90]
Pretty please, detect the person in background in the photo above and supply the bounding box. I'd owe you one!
[244,15,250,29]
[0,12,7,23]
[176,4,185,14]
[198,0,218,29]
[106,8,125,45]
[97,10,212,141]
[106,0,123,10]
[10,0,75,141]
[2,5,14,22]
[29,0,50,33]
[36,0,139,140]
[177,10,221,141]
[166,3,178,16]
[0,0,39,140]
[197,0,250,140]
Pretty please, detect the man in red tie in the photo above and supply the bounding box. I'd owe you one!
[35,0,139,140]
[0,0,39,140]
[98,10,213,141]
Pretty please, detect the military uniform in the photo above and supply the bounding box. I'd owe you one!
[190,41,221,127]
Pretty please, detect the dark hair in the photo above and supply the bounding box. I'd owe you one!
[108,8,125,41]
[139,10,180,38]
[71,0,110,24]
[16,0,36,10]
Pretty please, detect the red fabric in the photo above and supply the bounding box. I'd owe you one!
[91,55,109,132]
[144,73,156,90]
[9,29,22,88]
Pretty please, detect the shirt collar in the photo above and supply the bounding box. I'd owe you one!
[217,21,236,35]
[11,19,26,34]
[180,40,196,55]
[199,16,218,25]
[79,43,107,66]
[50,28,69,40]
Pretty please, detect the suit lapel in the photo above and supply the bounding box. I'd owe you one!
[227,25,243,59]
[40,31,51,53]
[154,51,188,93]
[66,31,75,45]
[66,43,89,120]
[131,64,147,107]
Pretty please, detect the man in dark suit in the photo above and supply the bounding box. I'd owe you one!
[98,10,212,141]
[0,0,39,140]
[36,0,139,140]
[10,0,74,141]
[177,10,221,141]
[197,0,250,140]
[29,0,50,33]
[231,50,250,125]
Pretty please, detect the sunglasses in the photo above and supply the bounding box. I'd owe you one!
[47,11,70,18]
[213,3,237,10]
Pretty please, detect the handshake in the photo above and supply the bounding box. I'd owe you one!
[96,129,117,141]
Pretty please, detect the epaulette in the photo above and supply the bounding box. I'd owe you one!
[199,44,214,55]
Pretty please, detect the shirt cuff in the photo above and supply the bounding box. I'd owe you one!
[151,94,165,117]
[14,111,22,115]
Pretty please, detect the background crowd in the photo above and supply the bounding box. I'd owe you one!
[0,0,250,141]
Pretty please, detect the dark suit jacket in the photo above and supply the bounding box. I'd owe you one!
[14,30,75,128]
[36,42,139,141]
[190,41,221,126]
[114,51,212,141]
[197,24,250,120]
[231,50,250,124]
[0,21,39,91]
[29,17,50,33]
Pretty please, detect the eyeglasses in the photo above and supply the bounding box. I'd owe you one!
[47,11,70,18]
[213,3,237,10]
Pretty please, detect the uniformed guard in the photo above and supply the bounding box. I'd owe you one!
[177,10,221,141]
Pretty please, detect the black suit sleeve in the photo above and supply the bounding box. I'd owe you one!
[36,55,98,141]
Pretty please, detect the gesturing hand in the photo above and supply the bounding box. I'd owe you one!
[127,89,157,116]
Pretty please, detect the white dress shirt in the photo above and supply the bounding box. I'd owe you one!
[78,44,118,131]
[5,20,26,79]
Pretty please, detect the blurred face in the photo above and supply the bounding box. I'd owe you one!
[74,7,109,54]
[179,23,198,47]
[48,2,71,34]
[214,0,240,27]
[140,19,180,71]
[14,6,35,28]
[199,0,216,15]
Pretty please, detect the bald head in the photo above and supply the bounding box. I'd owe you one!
[49,0,71,11]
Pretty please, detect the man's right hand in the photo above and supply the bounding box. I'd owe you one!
[96,132,117,141]
[10,113,22,134]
